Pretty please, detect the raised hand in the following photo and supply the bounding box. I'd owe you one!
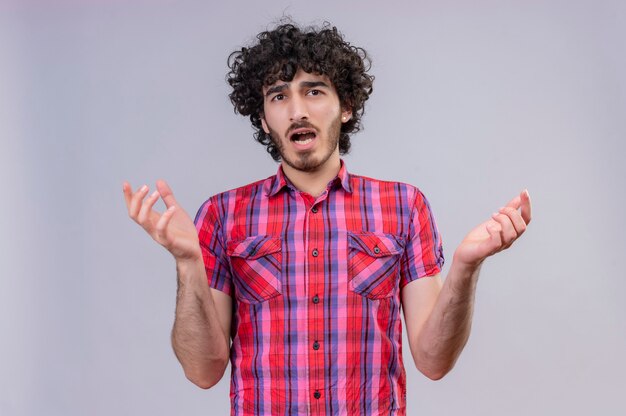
[454,189,532,267]
[123,180,202,262]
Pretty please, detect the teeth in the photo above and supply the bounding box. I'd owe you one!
[292,131,315,145]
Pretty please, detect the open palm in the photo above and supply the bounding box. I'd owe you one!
[123,180,202,262]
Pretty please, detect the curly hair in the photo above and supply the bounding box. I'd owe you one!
[227,22,374,161]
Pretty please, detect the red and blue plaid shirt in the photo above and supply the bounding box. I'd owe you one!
[194,161,444,415]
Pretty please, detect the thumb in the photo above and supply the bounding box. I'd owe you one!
[156,179,178,208]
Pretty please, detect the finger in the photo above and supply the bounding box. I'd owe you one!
[491,212,517,248]
[520,189,532,224]
[137,190,161,225]
[497,206,527,236]
[122,181,133,209]
[154,205,176,245]
[156,179,178,209]
[129,184,150,220]
[504,194,522,210]
[485,222,503,255]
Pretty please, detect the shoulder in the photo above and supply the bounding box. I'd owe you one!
[347,172,438,221]
[348,172,426,202]
[194,175,275,220]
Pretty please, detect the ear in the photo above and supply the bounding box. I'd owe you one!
[341,108,353,124]
[260,115,270,134]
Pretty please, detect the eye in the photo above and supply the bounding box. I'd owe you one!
[307,89,322,96]
[271,94,285,101]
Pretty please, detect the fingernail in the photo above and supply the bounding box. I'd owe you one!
[140,185,148,192]
[150,190,159,198]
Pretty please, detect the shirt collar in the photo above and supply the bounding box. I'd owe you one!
[267,159,353,197]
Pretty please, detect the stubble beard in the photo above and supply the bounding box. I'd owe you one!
[268,114,342,173]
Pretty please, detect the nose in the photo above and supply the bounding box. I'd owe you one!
[289,95,309,121]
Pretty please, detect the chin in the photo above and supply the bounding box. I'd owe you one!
[284,154,323,172]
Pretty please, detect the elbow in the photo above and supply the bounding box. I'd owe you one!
[187,374,220,390]
[187,376,215,390]
[412,348,456,381]
[185,357,229,389]
[187,376,220,390]
[420,365,452,381]
[411,337,464,381]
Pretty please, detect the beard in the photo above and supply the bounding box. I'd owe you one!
[267,113,342,173]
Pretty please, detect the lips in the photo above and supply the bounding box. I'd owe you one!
[289,128,317,143]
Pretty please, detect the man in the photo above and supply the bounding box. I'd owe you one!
[123,22,531,415]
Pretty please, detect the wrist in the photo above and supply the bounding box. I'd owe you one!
[452,251,485,272]
[451,252,483,276]
[176,255,205,280]
[175,248,203,268]
[176,256,204,274]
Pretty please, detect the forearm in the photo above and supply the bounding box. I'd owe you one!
[414,255,481,379]
[171,258,230,389]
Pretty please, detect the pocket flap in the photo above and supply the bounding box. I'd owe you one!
[227,235,282,260]
[348,232,404,257]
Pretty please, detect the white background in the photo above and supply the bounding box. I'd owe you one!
[1,0,625,414]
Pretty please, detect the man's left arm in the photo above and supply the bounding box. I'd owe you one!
[402,189,532,380]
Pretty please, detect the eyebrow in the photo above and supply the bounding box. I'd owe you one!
[265,83,288,97]
[264,80,331,97]
[300,80,330,89]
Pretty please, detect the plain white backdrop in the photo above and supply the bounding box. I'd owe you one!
[1,0,625,414]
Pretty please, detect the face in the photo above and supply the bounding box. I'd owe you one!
[261,69,352,173]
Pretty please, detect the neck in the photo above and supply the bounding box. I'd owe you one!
[281,155,341,197]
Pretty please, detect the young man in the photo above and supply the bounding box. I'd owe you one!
[123,23,531,415]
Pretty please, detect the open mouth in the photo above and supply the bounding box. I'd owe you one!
[289,128,317,145]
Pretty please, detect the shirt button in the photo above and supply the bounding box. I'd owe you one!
[312,248,319,257]
[313,341,320,350]
[314,390,321,399]
[373,246,381,254]
[312,294,320,304]
[311,206,318,213]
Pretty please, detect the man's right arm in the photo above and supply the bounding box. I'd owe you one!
[172,258,231,389]
[123,180,232,389]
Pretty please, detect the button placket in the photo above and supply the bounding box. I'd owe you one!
[306,194,326,407]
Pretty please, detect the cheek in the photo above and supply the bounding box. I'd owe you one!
[316,104,341,124]
[263,113,284,136]
[267,106,289,123]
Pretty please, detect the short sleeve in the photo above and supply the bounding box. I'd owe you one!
[193,199,233,296]
[399,189,445,287]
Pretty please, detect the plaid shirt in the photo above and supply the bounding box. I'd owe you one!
[194,161,444,416]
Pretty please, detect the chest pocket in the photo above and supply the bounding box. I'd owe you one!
[348,232,404,299]
[227,235,283,304]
